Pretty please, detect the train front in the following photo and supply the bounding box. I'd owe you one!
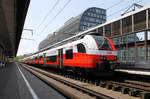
[84,35,119,74]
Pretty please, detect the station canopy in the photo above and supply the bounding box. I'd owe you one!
[0,0,30,57]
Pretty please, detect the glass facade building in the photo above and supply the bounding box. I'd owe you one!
[56,7,106,34]
[39,7,106,50]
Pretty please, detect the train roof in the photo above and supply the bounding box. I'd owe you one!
[25,34,104,58]
[34,32,101,54]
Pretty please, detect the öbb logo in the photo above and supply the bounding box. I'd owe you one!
[107,52,112,54]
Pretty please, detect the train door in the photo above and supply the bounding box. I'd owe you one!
[58,49,63,69]
[43,53,46,66]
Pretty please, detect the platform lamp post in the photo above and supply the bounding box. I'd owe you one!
[22,28,34,41]
[53,32,76,37]
[23,29,34,36]
[22,29,35,58]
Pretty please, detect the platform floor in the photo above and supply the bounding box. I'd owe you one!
[0,62,66,99]
[116,69,150,76]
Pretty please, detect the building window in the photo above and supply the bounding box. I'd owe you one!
[77,44,86,53]
[89,17,95,22]
[103,16,106,20]
[113,38,119,45]
[93,14,96,17]
[136,32,145,42]
[128,34,135,47]
[120,36,127,45]
[99,15,102,19]
[120,48,127,63]
[148,45,150,61]
[97,14,100,18]
[148,31,150,61]
[148,31,150,40]
[96,9,100,13]
[117,50,121,62]
[128,34,135,43]
[47,55,57,62]
[90,13,94,17]
[101,10,105,14]
[84,21,88,26]
[80,26,84,30]
[66,49,73,59]
[128,48,135,62]
[96,19,100,23]
[137,47,145,62]
[102,20,106,23]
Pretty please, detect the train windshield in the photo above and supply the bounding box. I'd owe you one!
[92,35,112,50]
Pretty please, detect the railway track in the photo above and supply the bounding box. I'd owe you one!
[56,68,150,99]
[60,72,150,99]
[20,63,114,99]
[101,80,150,98]
[20,63,150,99]
[62,72,150,99]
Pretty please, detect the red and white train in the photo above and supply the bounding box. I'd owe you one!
[21,33,118,75]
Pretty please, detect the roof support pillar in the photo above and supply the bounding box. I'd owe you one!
[146,9,149,29]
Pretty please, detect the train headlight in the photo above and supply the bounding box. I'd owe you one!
[114,56,118,60]
[101,56,106,60]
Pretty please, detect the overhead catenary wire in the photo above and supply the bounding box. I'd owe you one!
[39,0,71,35]
[21,38,35,41]
[107,0,126,10]
[36,0,60,30]
[23,0,60,43]
[36,0,142,41]
[107,0,143,18]
[38,0,126,36]
[136,0,143,4]
[107,6,129,17]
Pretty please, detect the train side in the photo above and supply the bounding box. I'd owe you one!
[22,34,118,74]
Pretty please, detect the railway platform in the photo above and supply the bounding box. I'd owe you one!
[116,69,150,76]
[0,62,66,99]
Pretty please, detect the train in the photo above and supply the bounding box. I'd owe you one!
[21,33,119,75]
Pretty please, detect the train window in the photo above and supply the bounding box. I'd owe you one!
[99,39,112,50]
[39,56,43,60]
[35,57,37,60]
[77,43,86,53]
[66,49,73,59]
[92,35,112,50]
[92,35,104,47]
[31,58,34,61]
[47,55,57,62]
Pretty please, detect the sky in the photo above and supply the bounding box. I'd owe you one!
[17,0,150,56]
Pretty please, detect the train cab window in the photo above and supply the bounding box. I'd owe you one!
[92,35,112,50]
[77,43,86,53]
[47,55,57,62]
[92,35,104,47]
[66,49,73,59]
[99,39,112,50]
